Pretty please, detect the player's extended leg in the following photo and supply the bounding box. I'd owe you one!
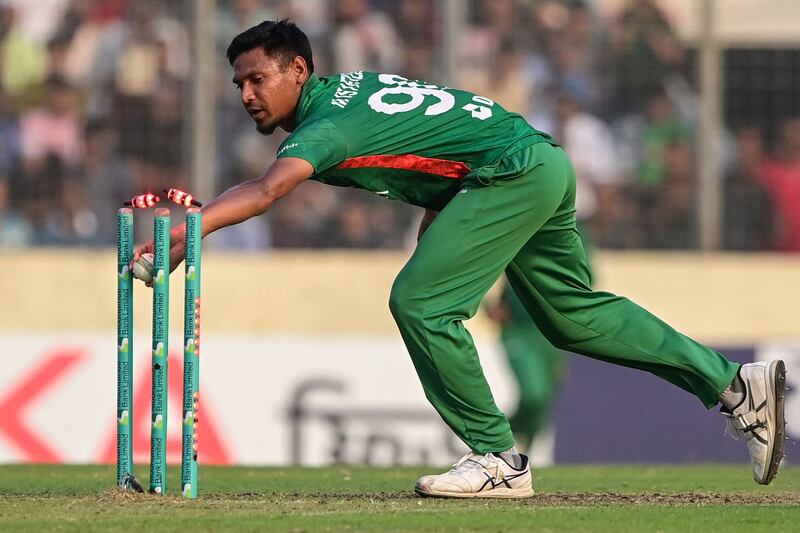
[506,197,738,408]
[505,146,785,484]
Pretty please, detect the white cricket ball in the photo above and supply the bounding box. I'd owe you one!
[133,253,155,283]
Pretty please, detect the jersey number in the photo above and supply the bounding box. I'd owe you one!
[368,74,494,120]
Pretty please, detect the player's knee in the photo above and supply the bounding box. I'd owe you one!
[388,277,423,322]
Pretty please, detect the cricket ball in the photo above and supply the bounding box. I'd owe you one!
[133,252,155,283]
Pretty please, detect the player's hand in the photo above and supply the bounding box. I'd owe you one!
[485,300,510,325]
[417,209,439,242]
[131,240,186,287]
[132,241,153,265]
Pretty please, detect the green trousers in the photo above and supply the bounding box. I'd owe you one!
[501,221,591,449]
[389,142,740,454]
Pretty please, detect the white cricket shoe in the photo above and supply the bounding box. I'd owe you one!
[721,360,786,485]
[414,452,533,498]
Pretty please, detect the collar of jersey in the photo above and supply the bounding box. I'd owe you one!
[295,73,322,125]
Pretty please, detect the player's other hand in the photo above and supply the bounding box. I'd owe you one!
[485,299,510,325]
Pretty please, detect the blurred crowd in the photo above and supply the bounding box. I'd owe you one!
[0,0,797,251]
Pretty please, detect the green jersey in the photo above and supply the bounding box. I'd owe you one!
[277,72,558,211]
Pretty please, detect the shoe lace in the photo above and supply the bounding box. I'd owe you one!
[450,452,503,481]
[721,407,766,441]
[723,416,741,441]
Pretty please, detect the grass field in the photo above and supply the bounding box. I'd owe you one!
[0,464,798,531]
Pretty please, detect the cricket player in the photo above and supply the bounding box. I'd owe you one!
[133,20,785,498]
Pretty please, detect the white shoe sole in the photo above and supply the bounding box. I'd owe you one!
[761,360,786,485]
[415,485,534,499]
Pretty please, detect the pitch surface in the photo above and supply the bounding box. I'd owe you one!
[0,464,797,531]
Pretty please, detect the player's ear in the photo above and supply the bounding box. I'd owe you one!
[291,56,309,85]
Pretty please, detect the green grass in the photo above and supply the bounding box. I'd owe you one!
[0,464,797,531]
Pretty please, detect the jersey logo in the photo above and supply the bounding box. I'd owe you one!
[277,142,298,157]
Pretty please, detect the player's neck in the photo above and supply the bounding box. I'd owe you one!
[281,113,298,132]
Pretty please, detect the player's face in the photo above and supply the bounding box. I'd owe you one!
[232,48,307,135]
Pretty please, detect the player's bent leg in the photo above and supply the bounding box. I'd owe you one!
[721,360,786,485]
[389,275,516,455]
[414,452,534,499]
[389,147,570,455]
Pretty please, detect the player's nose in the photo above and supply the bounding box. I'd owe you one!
[240,84,255,106]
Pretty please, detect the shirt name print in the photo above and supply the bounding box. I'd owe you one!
[330,71,364,109]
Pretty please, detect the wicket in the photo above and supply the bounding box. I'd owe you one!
[116,190,203,498]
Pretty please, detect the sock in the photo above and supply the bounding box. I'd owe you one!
[497,446,523,469]
[719,370,746,411]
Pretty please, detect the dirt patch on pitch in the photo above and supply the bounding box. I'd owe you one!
[87,490,800,507]
[254,491,800,507]
[527,491,800,506]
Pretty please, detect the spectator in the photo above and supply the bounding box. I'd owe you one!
[83,119,133,245]
[723,127,775,250]
[333,198,375,248]
[553,90,621,242]
[760,118,800,251]
[395,0,436,49]
[609,0,685,116]
[551,1,610,115]
[638,89,690,187]
[613,89,694,248]
[0,4,48,98]
[19,76,84,175]
[462,0,527,77]
[0,86,18,177]
[460,40,531,116]
[0,0,782,253]
[0,176,32,246]
[39,177,100,245]
[217,0,279,60]
[111,0,188,99]
[395,0,437,81]
[20,154,67,244]
[48,0,113,89]
[330,0,403,73]
[3,0,71,44]
[651,140,695,248]
[269,181,339,248]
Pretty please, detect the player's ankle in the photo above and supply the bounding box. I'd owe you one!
[496,446,524,469]
[719,369,746,411]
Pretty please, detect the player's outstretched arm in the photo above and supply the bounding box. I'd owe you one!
[200,156,314,237]
[132,157,314,271]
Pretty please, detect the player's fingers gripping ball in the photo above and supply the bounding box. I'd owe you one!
[133,252,155,283]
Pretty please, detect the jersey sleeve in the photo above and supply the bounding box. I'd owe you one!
[276,119,348,174]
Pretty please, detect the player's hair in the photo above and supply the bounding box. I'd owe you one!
[226,19,314,73]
